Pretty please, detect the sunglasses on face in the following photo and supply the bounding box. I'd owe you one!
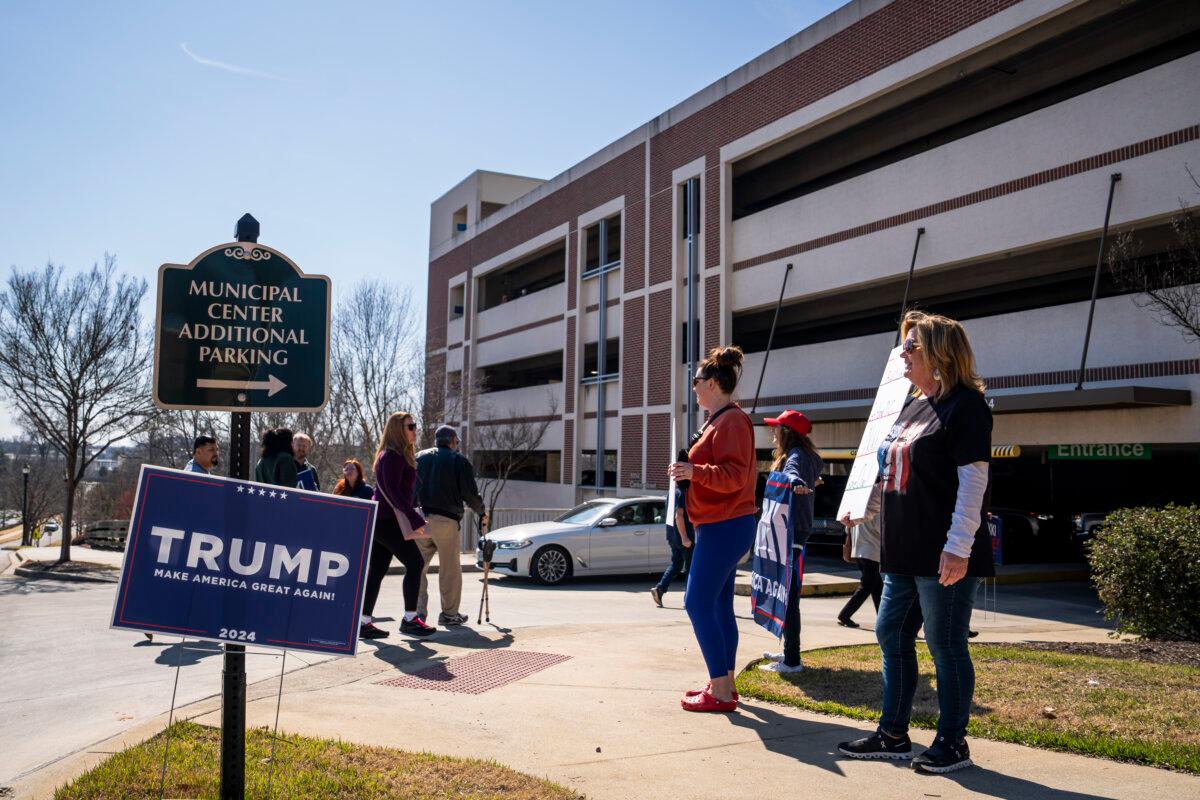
[692,375,708,387]
[405,422,417,431]
[902,338,921,354]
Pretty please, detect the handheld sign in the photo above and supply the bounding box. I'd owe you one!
[836,346,911,524]
[154,241,330,412]
[111,465,376,656]
[750,471,799,637]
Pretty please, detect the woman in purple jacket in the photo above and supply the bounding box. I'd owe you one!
[360,412,436,639]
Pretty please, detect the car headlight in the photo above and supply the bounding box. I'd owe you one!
[495,539,532,550]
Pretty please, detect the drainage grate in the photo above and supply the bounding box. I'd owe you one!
[377,650,572,694]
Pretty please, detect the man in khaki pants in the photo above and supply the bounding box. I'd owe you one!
[415,426,487,626]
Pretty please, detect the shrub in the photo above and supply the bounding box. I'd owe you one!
[1088,505,1200,641]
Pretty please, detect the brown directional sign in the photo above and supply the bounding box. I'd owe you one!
[153,241,330,412]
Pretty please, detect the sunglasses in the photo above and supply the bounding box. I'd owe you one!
[692,375,709,386]
[405,422,417,431]
[902,338,921,354]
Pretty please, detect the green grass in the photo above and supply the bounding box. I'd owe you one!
[55,721,584,800]
[737,643,1200,773]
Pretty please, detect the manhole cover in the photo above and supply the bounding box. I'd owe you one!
[378,650,571,694]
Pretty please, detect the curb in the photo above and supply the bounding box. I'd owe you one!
[14,565,119,584]
[734,566,1090,597]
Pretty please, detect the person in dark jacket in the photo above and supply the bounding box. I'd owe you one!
[414,425,486,626]
[361,412,434,640]
[759,409,822,673]
[333,459,373,500]
[650,484,692,607]
[255,429,299,488]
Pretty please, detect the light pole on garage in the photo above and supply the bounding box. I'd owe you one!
[21,464,30,547]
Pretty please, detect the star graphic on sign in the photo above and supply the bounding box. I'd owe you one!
[279,492,288,500]
[258,488,267,496]
[269,490,277,498]
[236,486,244,493]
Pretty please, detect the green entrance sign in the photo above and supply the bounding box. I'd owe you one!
[1047,443,1152,460]
[154,241,330,412]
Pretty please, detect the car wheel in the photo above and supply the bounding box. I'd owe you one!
[531,545,572,585]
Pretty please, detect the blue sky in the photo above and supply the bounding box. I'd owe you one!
[0,0,841,432]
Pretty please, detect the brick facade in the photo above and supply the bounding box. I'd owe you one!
[622,295,645,408]
[644,412,672,491]
[647,289,673,406]
[620,414,644,489]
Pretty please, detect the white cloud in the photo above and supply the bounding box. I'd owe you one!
[179,43,282,80]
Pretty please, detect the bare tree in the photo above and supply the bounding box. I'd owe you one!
[470,393,559,522]
[0,257,155,560]
[0,438,67,544]
[1108,167,1200,345]
[326,280,424,479]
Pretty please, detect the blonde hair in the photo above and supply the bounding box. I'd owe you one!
[377,412,417,467]
[901,310,986,400]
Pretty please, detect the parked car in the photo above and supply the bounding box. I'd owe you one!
[42,520,60,534]
[82,519,129,550]
[989,506,1075,563]
[1071,512,1109,543]
[478,496,671,585]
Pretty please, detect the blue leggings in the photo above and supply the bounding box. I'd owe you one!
[684,514,757,679]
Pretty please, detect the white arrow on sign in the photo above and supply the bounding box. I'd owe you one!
[196,375,287,397]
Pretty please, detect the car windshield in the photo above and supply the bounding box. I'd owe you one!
[555,500,618,526]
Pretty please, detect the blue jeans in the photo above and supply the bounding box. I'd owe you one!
[654,544,692,594]
[684,514,756,679]
[875,573,979,742]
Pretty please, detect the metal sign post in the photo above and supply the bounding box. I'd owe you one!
[143,214,335,799]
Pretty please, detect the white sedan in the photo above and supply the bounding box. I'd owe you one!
[477,496,673,585]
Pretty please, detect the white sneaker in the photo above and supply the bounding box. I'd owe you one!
[758,660,803,673]
[763,651,784,662]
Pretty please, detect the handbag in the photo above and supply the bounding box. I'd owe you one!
[375,455,429,540]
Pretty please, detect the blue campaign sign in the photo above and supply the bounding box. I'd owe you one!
[750,471,796,638]
[111,465,376,656]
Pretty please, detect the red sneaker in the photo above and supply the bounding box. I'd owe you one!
[685,682,738,700]
[681,689,737,712]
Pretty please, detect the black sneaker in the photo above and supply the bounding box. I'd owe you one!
[912,736,973,774]
[400,617,436,637]
[650,587,663,607]
[438,612,468,626]
[837,731,913,760]
[359,623,390,640]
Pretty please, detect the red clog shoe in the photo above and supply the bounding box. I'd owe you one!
[685,682,739,700]
[681,689,737,712]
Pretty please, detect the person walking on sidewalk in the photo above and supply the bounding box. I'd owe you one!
[255,429,298,488]
[334,459,374,501]
[838,483,883,628]
[759,409,822,674]
[668,345,757,714]
[361,412,435,640]
[837,311,993,775]
[650,484,693,607]
[185,435,219,474]
[414,425,487,627]
[293,432,320,491]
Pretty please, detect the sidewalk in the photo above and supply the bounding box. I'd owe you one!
[14,577,1195,800]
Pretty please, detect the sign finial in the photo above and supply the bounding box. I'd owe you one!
[235,214,260,243]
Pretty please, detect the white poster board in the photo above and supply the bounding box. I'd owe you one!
[665,427,677,520]
[836,346,911,524]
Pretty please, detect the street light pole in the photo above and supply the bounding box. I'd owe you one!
[21,464,30,547]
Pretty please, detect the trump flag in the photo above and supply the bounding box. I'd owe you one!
[750,470,798,637]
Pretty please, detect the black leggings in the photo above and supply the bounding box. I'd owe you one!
[839,558,883,622]
[362,517,425,616]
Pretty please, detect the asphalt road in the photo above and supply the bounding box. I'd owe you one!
[0,563,1109,788]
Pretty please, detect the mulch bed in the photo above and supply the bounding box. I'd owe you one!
[1021,640,1200,668]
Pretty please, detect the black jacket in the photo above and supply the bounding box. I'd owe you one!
[415,445,485,522]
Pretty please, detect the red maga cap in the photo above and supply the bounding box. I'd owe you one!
[764,409,813,436]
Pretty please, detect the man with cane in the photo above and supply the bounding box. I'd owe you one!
[415,425,487,626]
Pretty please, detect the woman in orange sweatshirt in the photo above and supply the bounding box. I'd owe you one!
[668,346,758,712]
